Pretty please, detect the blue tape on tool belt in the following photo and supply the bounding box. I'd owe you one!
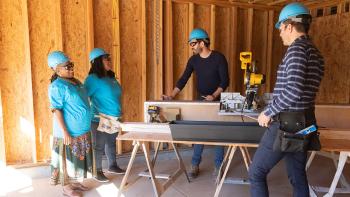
[295,125,317,135]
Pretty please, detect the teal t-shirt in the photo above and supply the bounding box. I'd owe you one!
[49,78,92,138]
[84,74,122,122]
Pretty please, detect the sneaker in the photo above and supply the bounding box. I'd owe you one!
[107,165,126,174]
[63,185,82,197]
[93,170,109,183]
[188,165,199,179]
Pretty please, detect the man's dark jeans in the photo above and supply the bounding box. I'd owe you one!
[249,122,309,197]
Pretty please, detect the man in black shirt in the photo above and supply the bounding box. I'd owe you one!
[163,28,229,179]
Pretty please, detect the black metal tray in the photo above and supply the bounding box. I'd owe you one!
[169,120,265,143]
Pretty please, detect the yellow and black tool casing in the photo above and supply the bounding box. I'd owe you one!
[249,73,265,86]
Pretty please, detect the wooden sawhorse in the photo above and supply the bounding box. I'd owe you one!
[117,132,257,197]
[306,131,350,197]
[214,145,257,197]
[117,133,190,197]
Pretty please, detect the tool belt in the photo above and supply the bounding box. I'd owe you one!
[272,108,321,152]
[97,113,122,134]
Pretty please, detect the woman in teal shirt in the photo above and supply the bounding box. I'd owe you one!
[84,48,125,183]
[48,51,92,197]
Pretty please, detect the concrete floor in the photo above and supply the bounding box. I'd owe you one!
[1,147,350,197]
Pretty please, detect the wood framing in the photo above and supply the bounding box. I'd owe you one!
[165,0,173,95]
[229,6,238,92]
[171,0,281,10]
[2,0,350,165]
[210,5,216,49]
[265,10,274,92]
[141,0,147,119]
[186,2,194,99]
[113,0,122,154]
[0,90,5,166]
[112,0,121,82]
[306,0,344,9]
[154,0,163,99]
[267,0,289,6]
[246,8,253,51]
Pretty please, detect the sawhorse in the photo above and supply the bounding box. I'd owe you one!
[307,151,350,197]
[118,138,190,197]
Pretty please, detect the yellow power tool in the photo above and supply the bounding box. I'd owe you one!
[148,105,160,123]
[240,52,265,87]
[240,52,265,110]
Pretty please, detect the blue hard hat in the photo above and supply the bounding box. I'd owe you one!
[89,48,109,62]
[275,3,310,29]
[188,28,209,42]
[47,51,69,68]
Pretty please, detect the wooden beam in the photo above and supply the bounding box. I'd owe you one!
[260,10,269,94]
[171,0,281,10]
[267,0,289,6]
[306,0,343,9]
[112,0,123,155]
[0,89,5,166]
[229,6,238,92]
[266,10,274,93]
[338,1,343,14]
[165,0,173,95]
[210,5,216,49]
[154,0,163,99]
[186,2,194,100]
[242,8,254,92]
[112,0,121,83]
[251,0,269,3]
[141,0,147,118]
[246,8,254,51]
[86,0,94,68]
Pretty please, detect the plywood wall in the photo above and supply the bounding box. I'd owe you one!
[310,12,350,104]
[1,0,349,164]
[27,0,61,162]
[0,90,5,165]
[93,0,113,54]
[0,0,282,164]
[0,0,36,164]
[173,3,192,100]
[62,0,90,80]
[267,6,350,102]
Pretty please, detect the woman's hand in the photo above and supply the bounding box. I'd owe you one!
[53,109,71,145]
[63,130,72,145]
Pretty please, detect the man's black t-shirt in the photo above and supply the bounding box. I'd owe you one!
[176,50,229,96]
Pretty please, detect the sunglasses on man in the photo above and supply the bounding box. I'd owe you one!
[189,41,198,47]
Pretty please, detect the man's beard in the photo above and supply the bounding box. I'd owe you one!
[192,47,202,55]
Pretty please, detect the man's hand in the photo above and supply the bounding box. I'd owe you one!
[258,112,271,127]
[162,95,173,100]
[203,95,215,101]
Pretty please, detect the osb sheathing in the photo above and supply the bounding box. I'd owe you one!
[1,0,348,164]
[28,0,61,162]
[0,0,36,164]
[311,12,350,104]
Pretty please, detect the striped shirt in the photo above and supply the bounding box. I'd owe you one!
[264,35,324,117]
